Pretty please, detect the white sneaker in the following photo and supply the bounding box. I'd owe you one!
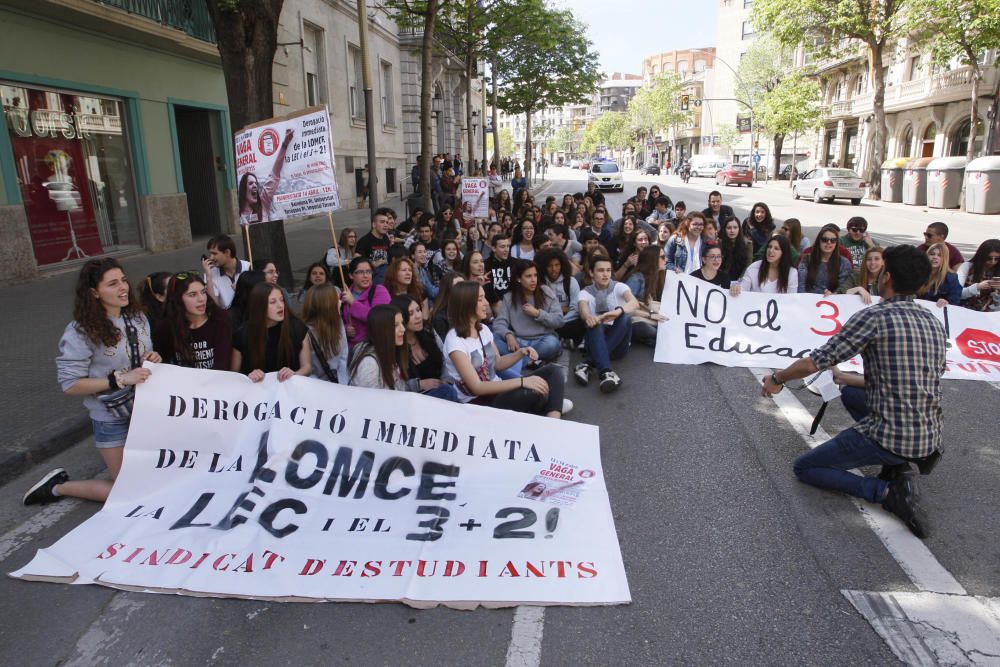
[561,398,574,416]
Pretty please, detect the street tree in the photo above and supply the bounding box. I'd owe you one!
[752,0,910,199]
[715,124,740,162]
[758,74,824,181]
[735,35,795,175]
[581,112,632,156]
[627,73,690,162]
[206,0,293,288]
[493,0,601,182]
[487,127,515,158]
[549,125,574,156]
[386,0,448,212]
[907,0,1000,163]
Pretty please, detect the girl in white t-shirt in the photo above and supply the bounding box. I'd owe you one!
[443,281,570,418]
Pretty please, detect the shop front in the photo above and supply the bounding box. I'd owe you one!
[2,82,142,268]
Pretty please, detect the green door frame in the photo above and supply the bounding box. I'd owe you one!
[166,97,235,192]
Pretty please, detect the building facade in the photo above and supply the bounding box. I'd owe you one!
[713,0,756,161]
[814,41,998,176]
[640,48,717,166]
[0,0,234,281]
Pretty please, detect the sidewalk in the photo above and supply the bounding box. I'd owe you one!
[0,197,404,486]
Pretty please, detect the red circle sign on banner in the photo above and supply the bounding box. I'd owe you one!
[258,129,280,156]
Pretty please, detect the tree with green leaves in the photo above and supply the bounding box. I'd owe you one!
[735,35,795,176]
[752,0,909,199]
[487,126,515,158]
[386,0,447,211]
[715,124,740,161]
[492,0,601,182]
[549,125,574,155]
[206,0,293,288]
[908,0,1000,163]
[627,73,690,147]
[758,74,824,180]
[580,112,632,155]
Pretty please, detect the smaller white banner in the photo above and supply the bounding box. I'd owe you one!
[461,178,490,218]
[234,107,340,225]
[654,273,1000,382]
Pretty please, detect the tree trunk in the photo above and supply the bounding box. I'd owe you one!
[420,0,439,213]
[789,131,798,189]
[771,133,784,180]
[206,1,293,289]
[465,47,475,176]
[491,55,500,170]
[967,63,981,164]
[867,42,888,201]
[524,112,533,187]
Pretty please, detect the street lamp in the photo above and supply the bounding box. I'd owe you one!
[692,48,757,175]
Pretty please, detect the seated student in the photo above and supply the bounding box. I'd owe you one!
[957,239,1000,312]
[341,257,392,347]
[298,262,331,305]
[432,238,464,286]
[535,248,584,347]
[154,272,232,370]
[665,213,705,275]
[461,249,492,290]
[719,216,753,285]
[231,282,312,382]
[918,242,962,307]
[731,235,798,295]
[672,200,687,221]
[611,216,637,261]
[485,233,514,312]
[916,221,964,268]
[391,294,459,402]
[798,225,852,295]
[409,241,438,304]
[625,246,667,347]
[348,304,409,390]
[574,254,638,393]
[511,218,540,260]
[301,283,349,384]
[493,259,565,376]
[616,229,653,281]
[840,216,875,269]
[443,281,570,418]
[646,195,675,225]
[545,223,583,272]
[690,241,729,287]
[383,256,429,319]
[838,247,885,304]
[429,271,464,344]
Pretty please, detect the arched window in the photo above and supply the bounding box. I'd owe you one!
[950,118,981,157]
[921,124,936,158]
[899,125,913,158]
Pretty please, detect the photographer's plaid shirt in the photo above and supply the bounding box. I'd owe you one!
[810,296,946,459]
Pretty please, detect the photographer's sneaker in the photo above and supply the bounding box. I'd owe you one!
[23,469,69,506]
[574,362,592,386]
[599,370,621,394]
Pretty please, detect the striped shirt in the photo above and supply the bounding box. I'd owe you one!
[810,296,946,459]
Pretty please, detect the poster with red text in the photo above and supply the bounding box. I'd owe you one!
[233,107,340,225]
[11,364,631,608]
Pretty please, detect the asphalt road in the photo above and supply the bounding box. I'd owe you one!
[1,170,998,665]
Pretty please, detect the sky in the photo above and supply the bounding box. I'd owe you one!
[550,0,719,76]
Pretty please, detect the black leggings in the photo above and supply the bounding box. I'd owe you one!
[557,318,586,345]
[491,364,565,416]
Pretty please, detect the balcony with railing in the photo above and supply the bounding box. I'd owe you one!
[95,0,215,43]
[851,65,998,113]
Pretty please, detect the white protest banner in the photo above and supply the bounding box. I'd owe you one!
[233,107,340,225]
[460,177,489,218]
[12,364,630,608]
[654,273,1000,382]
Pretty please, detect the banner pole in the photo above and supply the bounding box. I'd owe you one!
[243,224,254,266]
[327,211,348,288]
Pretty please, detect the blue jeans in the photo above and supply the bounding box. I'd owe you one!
[584,315,632,372]
[793,427,907,504]
[494,334,560,378]
[840,386,869,422]
[422,383,460,402]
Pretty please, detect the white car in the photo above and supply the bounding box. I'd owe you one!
[793,167,867,205]
[589,162,623,192]
[569,159,581,169]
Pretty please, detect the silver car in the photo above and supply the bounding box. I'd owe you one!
[793,167,867,205]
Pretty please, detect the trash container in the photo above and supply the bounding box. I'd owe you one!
[406,193,423,219]
[965,156,1000,215]
[902,157,934,206]
[926,157,967,209]
[880,158,908,203]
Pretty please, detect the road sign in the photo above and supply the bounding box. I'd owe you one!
[693,99,702,107]
[752,153,761,165]
[737,116,751,133]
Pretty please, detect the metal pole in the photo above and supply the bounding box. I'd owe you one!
[357,0,378,215]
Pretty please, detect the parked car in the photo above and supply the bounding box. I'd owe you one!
[643,164,661,175]
[569,159,581,169]
[687,154,727,178]
[715,163,753,187]
[793,167,867,205]
[580,160,592,171]
[589,161,624,192]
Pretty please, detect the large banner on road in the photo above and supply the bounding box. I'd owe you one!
[654,273,1000,382]
[234,107,340,225]
[12,365,630,608]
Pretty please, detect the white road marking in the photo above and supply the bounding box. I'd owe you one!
[63,594,149,667]
[748,367,964,594]
[505,605,546,667]
[0,498,82,563]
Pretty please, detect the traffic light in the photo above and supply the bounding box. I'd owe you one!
[680,95,689,111]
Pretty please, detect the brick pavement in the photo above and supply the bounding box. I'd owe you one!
[0,198,405,485]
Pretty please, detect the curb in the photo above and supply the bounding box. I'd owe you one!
[0,416,92,487]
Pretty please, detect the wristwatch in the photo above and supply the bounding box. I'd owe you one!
[770,373,784,386]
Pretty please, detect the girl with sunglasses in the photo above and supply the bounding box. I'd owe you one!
[799,225,851,295]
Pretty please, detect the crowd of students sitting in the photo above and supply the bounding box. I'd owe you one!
[22,180,1000,507]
